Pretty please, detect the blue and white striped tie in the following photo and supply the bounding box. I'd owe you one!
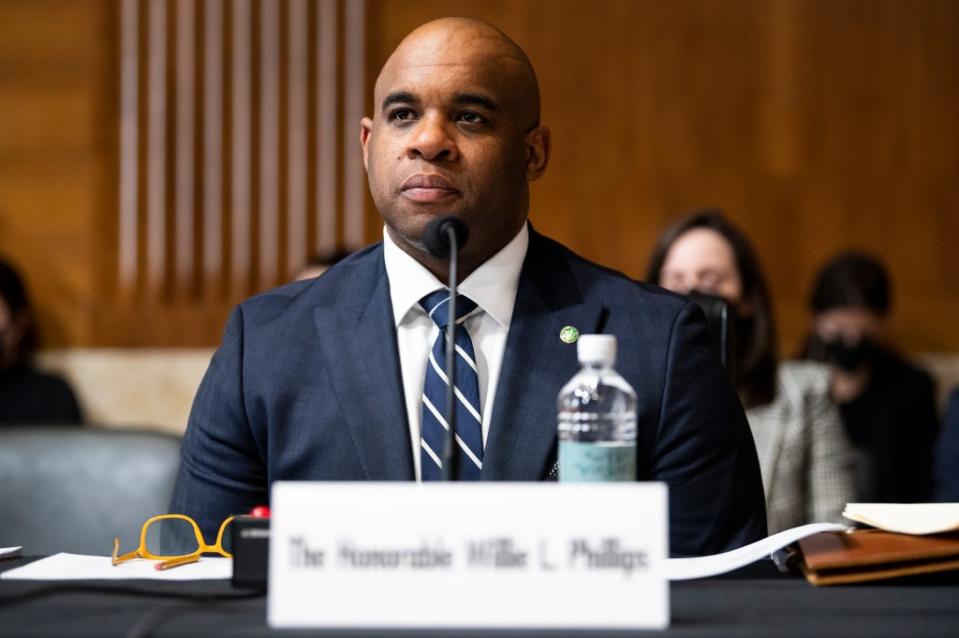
[419,290,483,481]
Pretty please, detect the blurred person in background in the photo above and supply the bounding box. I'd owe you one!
[0,258,82,425]
[647,210,854,533]
[801,251,938,502]
[936,388,959,502]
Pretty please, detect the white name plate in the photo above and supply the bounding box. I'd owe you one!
[268,482,669,630]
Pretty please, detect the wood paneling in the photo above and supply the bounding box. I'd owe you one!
[0,0,109,347]
[1,0,957,351]
[0,0,367,346]
[108,0,366,343]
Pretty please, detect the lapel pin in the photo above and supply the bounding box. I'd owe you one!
[559,326,580,344]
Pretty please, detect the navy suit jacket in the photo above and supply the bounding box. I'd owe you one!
[170,229,767,556]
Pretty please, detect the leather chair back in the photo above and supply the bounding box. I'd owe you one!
[0,427,181,555]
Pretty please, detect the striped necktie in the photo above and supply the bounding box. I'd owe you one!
[419,290,483,481]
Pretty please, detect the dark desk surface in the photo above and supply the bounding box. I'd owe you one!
[2,557,958,638]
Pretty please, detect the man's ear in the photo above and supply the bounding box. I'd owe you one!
[525,125,551,181]
[360,117,373,170]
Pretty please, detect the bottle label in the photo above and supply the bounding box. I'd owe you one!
[558,441,636,482]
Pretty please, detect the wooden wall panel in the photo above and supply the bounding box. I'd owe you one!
[0,0,108,348]
[0,1,957,352]
[0,0,368,347]
[104,0,367,345]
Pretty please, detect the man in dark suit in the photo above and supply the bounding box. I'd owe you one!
[169,17,766,557]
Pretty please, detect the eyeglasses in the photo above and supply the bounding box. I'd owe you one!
[112,514,236,570]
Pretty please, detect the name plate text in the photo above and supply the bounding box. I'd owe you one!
[268,482,668,630]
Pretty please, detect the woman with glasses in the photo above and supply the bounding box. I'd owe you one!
[646,210,855,534]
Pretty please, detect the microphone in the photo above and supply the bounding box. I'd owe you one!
[423,215,470,481]
[423,216,469,259]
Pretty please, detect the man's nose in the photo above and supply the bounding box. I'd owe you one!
[405,114,459,162]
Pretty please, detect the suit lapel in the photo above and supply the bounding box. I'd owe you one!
[312,248,414,480]
[483,232,605,480]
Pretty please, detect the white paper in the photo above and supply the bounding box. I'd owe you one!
[0,553,231,581]
[843,503,959,535]
[665,522,847,580]
[269,482,668,630]
[0,546,22,558]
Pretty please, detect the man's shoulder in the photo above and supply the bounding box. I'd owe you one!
[239,248,383,314]
[235,243,384,327]
[530,230,691,317]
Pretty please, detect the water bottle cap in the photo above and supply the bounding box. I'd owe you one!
[577,334,617,365]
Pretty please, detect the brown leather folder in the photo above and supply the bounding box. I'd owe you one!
[797,530,959,585]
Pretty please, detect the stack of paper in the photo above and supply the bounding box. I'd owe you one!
[1,553,231,581]
[843,503,959,535]
[0,547,22,559]
[665,523,847,580]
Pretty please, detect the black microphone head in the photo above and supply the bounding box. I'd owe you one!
[423,215,469,258]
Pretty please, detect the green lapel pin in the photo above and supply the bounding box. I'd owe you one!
[559,326,580,344]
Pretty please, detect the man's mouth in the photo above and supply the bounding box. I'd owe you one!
[400,174,460,203]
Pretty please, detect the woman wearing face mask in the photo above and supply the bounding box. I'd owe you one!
[801,252,938,503]
[0,258,82,424]
[647,210,854,533]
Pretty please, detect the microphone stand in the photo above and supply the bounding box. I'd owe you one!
[443,224,460,482]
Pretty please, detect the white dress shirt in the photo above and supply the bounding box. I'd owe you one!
[382,223,529,480]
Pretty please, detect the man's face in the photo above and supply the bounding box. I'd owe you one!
[361,28,548,266]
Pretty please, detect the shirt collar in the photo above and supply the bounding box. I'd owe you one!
[382,222,529,329]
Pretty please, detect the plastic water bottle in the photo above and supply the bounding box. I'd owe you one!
[557,334,637,481]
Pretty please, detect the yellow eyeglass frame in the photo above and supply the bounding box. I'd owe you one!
[111,513,236,571]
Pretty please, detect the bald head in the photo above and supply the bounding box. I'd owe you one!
[375,17,541,130]
[360,17,550,283]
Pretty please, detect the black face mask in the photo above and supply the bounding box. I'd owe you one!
[823,338,876,372]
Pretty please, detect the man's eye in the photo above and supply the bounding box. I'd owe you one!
[456,111,487,125]
[389,108,417,122]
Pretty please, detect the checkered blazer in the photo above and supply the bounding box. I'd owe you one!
[746,361,855,534]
